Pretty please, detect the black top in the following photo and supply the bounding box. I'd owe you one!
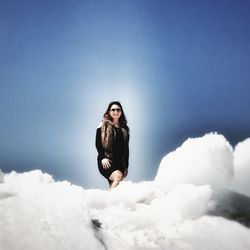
[95,126,129,181]
[113,127,125,160]
[95,126,129,167]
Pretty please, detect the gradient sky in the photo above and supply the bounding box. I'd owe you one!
[1,0,250,188]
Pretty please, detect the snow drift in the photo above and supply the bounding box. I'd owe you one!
[232,138,250,196]
[0,170,103,250]
[155,133,234,191]
[1,133,250,250]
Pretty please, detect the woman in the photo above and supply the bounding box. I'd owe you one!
[95,101,129,189]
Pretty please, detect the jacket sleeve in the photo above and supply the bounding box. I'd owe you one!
[124,133,129,168]
[95,127,105,160]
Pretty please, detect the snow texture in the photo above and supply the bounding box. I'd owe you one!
[232,138,250,196]
[155,133,234,191]
[1,133,250,250]
[0,169,3,183]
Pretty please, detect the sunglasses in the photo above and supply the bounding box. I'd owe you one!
[110,108,121,112]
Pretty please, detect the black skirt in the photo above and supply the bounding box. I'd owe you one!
[97,156,126,183]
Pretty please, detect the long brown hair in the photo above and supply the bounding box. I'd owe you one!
[103,101,129,130]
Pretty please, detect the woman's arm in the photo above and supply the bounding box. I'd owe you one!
[95,128,105,160]
[124,133,129,168]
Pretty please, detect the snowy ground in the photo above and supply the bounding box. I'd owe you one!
[1,133,250,250]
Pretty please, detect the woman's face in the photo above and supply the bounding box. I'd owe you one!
[109,104,122,120]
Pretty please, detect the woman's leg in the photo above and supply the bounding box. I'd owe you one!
[109,170,123,189]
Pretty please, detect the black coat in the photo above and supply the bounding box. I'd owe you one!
[95,126,129,169]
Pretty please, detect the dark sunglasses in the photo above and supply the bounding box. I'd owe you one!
[110,108,121,112]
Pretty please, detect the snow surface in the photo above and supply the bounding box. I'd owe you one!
[155,133,234,191]
[232,138,250,196]
[1,133,250,250]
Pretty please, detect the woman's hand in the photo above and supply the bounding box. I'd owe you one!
[123,168,128,177]
[101,158,113,169]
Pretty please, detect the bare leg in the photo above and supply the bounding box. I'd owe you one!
[108,180,113,189]
[109,170,123,189]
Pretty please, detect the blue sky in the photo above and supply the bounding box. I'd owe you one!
[1,0,250,188]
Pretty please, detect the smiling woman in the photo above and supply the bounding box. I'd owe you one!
[1,0,250,189]
[95,101,130,189]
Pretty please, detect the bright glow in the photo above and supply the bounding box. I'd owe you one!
[68,74,150,188]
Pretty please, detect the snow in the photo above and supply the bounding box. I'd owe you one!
[0,170,103,250]
[0,169,3,183]
[1,133,250,250]
[155,133,234,191]
[232,138,250,196]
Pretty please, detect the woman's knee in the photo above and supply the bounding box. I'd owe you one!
[115,173,123,181]
[110,170,123,181]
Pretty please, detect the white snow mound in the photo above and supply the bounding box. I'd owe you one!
[0,170,104,250]
[1,169,250,250]
[155,133,234,191]
[232,138,250,196]
[1,133,250,250]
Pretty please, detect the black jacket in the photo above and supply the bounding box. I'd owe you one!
[95,127,129,168]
